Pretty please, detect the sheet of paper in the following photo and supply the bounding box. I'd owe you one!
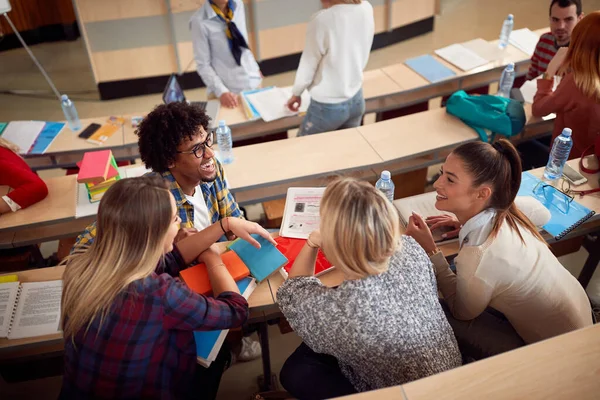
[0,281,20,338]
[462,38,505,62]
[280,187,325,239]
[0,121,45,154]
[508,28,539,56]
[8,280,62,340]
[124,165,150,179]
[246,87,310,123]
[434,43,489,71]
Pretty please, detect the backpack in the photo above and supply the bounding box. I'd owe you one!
[446,90,526,142]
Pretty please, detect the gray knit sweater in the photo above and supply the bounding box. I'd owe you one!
[277,235,462,392]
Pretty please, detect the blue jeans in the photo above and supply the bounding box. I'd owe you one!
[298,89,365,136]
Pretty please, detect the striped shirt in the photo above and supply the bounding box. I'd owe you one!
[526,32,564,80]
[73,159,242,250]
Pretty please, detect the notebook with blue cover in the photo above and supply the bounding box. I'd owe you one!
[518,172,596,240]
[193,277,257,368]
[29,122,65,154]
[228,234,288,283]
[405,54,457,83]
[241,87,274,120]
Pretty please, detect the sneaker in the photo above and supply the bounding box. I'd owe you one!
[233,337,262,362]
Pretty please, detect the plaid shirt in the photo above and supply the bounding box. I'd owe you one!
[74,159,242,249]
[60,247,248,399]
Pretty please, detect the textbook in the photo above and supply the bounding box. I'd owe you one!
[517,172,596,240]
[404,54,457,83]
[275,236,334,279]
[280,187,326,240]
[393,191,459,244]
[228,234,288,283]
[77,150,115,185]
[0,280,62,340]
[192,277,257,368]
[180,251,250,296]
[0,121,45,154]
[434,43,489,71]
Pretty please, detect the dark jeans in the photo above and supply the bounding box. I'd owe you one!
[440,300,525,362]
[193,341,231,400]
[280,343,357,400]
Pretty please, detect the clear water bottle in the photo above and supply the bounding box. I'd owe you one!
[61,94,81,131]
[544,128,573,180]
[498,63,516,98]
[498,14,514,49]
[215,120,233,164]
[375,170,395,202]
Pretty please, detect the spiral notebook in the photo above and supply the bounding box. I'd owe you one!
[518,172,596,240]
[0,280,63,339]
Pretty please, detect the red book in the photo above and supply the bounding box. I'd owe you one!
[275,236,333,277]
[77,150,113,184]
[180,251,250,296]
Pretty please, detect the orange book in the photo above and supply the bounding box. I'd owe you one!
[77,150,113,185]
[87,123,120,145]
[180,251,250,295]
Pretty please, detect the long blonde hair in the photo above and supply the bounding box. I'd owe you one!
[319,178,400,280]
[61,176,174,339]
[559,11,600,101]
[0,138,20,154]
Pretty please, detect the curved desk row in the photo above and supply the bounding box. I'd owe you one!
[22,28,545,171]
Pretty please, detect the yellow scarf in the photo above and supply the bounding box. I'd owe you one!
[209,1,249,65]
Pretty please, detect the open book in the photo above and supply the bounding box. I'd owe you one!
[0,280,63,339]
[393,191,459,244]
[280,187,326,239]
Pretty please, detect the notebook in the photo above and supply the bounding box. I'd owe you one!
[275,237,334,279]
[280,187,325,240]
[86,123,120,145]
[0,122,7,135]
[0,121,45,154]
[0,280,63,339]
[393,191,459,244]
[240,87,274,120]
[228,234,288,282]
[434,43,489,71]
[508,28,539,56]
[192,277,257,367]
[404,54,457,83]
[29,122,65,154]
[245,86,310,122]
[180,251,250,295]
[517,172,596,240]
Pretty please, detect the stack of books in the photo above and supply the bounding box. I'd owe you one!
[76,149,121,202]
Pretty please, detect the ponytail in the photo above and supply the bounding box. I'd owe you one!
[453,139,546,245]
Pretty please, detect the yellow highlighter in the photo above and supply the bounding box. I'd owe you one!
[0,274,18,284]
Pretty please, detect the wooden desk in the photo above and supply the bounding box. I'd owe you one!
[224,128,383,193]
[0,175,77,233]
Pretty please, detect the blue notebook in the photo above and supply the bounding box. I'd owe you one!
[405,54,457,83]
[29,122,65,154]
[518,172,596,240]
[228,234,288,283]
[193,277,257,367]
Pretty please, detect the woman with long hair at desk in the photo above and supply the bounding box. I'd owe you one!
[406,139,593,361]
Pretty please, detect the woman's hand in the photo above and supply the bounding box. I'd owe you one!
[197,244,222,266]
[545,47,568,78]
[220,92,238,108]
[405,212,437,254]
[307,230,322,248]
[426,214,461,240]
[287,95,301,112]
[225,218,277,249]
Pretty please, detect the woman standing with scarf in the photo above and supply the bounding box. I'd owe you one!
[191,0,262,108]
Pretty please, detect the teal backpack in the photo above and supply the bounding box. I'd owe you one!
[446,90,526,142]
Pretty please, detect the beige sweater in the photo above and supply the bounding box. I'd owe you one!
[431,222,593,344]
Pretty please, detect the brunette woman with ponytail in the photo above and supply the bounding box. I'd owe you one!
[407,139,592,360]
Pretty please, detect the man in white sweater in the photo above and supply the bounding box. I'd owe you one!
[287,0,374,136]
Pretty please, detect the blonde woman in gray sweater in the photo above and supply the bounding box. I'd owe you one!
[277,178,461,399]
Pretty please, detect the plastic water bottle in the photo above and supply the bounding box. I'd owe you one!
[60,94,81,131]
[375,171,395,202]
[215,120,233,164]
[498,63,516,98]
[498,14,514,49]
[544,128,573,180]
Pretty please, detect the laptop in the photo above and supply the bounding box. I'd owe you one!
[162,74,220,128]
